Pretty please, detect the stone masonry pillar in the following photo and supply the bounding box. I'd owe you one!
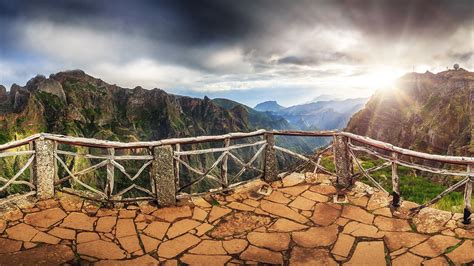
[264,133,278,182]
[151,145,176,206]
[333,135,352,188]
[34,138,55,199]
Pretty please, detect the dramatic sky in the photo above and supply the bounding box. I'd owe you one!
[0,0,473,106]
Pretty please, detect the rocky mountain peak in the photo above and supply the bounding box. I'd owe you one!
[0,70,268,143]
[346,69,473,156]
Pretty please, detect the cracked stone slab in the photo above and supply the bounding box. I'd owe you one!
[410,235,460,257]
[240,245,283,264]
[24,208,66,228]
[0,244,74,266]
[290,247,338,265]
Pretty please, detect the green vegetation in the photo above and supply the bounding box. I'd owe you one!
[360,158,468,212]
[321,156,470,212]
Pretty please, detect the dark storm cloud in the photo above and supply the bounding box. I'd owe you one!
[448,52,473,62]
[278,56,320,66]
[0,0,252,46]
[276,52,359,66]
[3,0,469,43]
[338,0,473,38]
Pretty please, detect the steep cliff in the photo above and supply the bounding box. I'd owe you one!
[346,69,473,156]
[0,70,257,143]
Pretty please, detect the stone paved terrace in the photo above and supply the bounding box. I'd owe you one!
[0,173,473,265]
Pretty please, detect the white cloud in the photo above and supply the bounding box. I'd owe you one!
[90,59,202,89]
[19,20,152,64]
[201,47,253,74]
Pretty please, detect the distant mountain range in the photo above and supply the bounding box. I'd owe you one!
[211,98,328,152]
[347,69,473,156]
[254,101,285,112]
[254,97,368,131]
[307,94,343,103]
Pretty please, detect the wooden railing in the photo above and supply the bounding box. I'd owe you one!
[0,130,472,224]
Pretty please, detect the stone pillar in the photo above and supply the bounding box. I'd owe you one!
[264,133,278,182]
[151,145,176,206]
[34,138,55,199]
[333,135,352,188]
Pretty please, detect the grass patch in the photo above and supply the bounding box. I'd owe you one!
[355,157,470,213]
[444,240,463,254]
[209,197,220,206]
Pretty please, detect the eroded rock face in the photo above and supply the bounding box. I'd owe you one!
[11,85,30,112]
[0,69,274,147]
[0,85,6,101]
[346,70,474,156]
[37,79,67,102]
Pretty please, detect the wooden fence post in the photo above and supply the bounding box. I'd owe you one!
[333,135,352,188]
[391,152,401,207]
[34,138,55,199]
[264,133,278,182]
[173,144,181,189]
[106,148,115,199]
[221,138,230,187]
[152,145,176,206]
[463,165,473,224]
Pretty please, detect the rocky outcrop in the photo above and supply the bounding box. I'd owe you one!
[0,70,256,142]
[37,79,66,103]
[12,87,30,113]
[0,85,6,101]
[347,69,473,156]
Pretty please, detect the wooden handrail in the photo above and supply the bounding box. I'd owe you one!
[340,132,474,165]
[0,134,41,151]
[1,130,472,164]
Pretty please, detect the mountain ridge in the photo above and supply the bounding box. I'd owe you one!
[0,70,256,143]
[346,69,473,156]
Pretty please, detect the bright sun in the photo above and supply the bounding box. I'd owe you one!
[356,67,405,91]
